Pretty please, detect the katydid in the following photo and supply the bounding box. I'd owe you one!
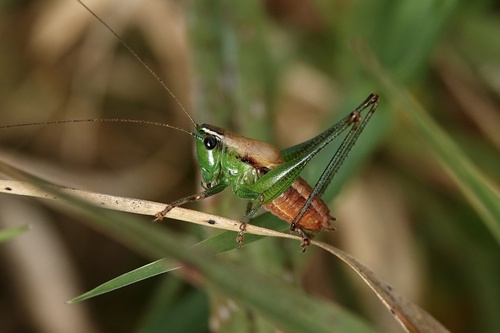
[1,0,379,250]
[153,94,378,250]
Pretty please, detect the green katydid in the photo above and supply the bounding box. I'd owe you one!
[153,94,378,250]
[1,0,379,250]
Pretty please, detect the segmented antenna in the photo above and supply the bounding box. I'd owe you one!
[75,0,198,128]
[0,119,193,136]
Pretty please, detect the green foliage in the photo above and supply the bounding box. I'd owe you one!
[0,225,29,243]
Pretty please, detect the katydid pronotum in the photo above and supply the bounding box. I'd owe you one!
[1,0,379,250]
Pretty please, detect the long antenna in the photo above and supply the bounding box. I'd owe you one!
[0,119,194,136]
[75,0,198,128]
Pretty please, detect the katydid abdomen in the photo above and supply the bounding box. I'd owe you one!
[263,176,333,232]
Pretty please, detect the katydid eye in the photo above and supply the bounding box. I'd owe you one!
[203,136,217,150]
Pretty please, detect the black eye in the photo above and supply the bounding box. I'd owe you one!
[203,135,217,150]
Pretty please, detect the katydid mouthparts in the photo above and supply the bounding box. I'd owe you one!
[1,0,379,251]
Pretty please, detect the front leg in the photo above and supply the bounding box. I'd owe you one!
[236,196,264,247]
[154,181,229,221]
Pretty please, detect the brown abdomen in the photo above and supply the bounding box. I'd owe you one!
[263,177,334,232]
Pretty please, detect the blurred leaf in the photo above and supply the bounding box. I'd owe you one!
[59,184,451,332]
[139,290,208,333]
[68,214,284,303]
[0,165,378,332]
[364,55,500,245]
[46,189,380,333]
[0,168,450,332]
[372,0,457,81]
[314,242,450,333]
[0,225,29,243]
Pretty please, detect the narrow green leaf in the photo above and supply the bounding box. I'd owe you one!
[139,290,208,333]
[68,259,179,303]
[0,225,29,243]
[69,214,286,303]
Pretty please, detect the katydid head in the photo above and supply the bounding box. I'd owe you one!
[194,124,225,188]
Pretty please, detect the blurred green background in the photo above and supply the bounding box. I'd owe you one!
[1,0,499,332]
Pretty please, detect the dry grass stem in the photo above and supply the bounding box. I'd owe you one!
[0,179,299,241]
